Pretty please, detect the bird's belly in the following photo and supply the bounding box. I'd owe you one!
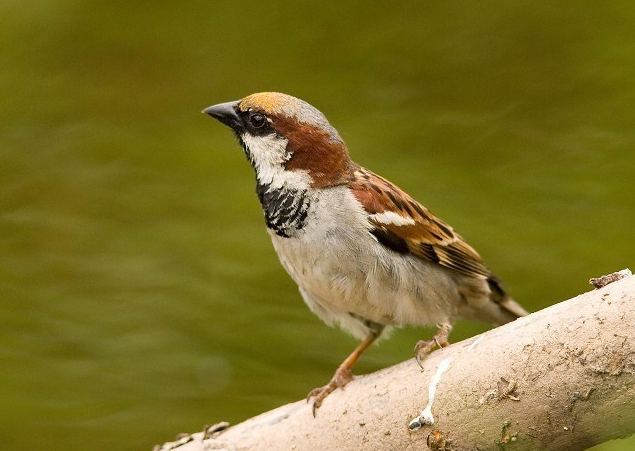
[268,225,461,337]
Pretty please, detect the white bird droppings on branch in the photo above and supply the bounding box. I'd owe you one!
[408,356,453,430]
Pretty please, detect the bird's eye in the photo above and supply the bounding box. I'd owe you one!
[248,113,267,129]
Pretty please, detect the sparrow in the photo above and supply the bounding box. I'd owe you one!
[203,92,528,415]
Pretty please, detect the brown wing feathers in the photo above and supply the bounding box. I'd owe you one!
[349,168,492,279]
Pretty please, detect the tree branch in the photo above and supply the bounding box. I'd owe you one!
[155,271,635,451]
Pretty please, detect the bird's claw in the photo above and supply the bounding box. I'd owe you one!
[306,367,353,416]
[414,325,452,369]
[414,339,436,369]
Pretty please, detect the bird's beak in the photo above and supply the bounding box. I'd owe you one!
[202,101,241,129]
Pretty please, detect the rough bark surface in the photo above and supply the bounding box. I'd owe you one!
[156,274,635,451]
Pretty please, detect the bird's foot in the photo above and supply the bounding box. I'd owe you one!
[414,324,452,369]
[307,366,353,416]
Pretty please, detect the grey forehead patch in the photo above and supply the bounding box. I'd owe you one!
[286,97,343,143]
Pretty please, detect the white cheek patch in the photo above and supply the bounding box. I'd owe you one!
[241,133,312,189]
[369,211,416,226]
[241,133,290,167]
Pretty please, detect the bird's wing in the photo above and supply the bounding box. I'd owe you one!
[348,167,492,279]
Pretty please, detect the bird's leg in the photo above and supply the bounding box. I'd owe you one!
[414,323,453,369]
[307,331,381,416]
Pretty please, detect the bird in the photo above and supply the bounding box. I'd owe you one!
[202,92,528,415]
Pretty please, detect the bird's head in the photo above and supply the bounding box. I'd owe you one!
[203,92,355,189]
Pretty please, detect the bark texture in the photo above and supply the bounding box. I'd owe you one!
[156,273,635,451]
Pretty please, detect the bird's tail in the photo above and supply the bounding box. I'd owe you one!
[487,276,529,323]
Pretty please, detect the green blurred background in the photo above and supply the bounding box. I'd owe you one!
[1,1,633,449]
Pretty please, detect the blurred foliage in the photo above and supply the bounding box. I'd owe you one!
[0,0,633,449]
